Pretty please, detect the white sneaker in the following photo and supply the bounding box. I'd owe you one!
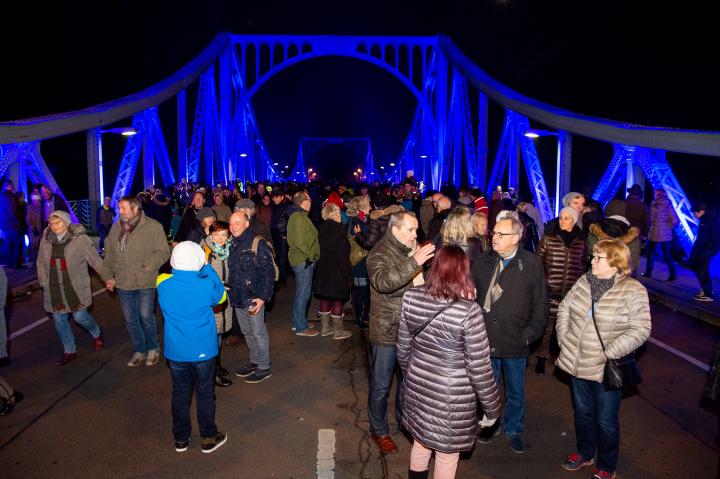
[145,349,161,366]
[127,352,147,367]
[694,295,715,302]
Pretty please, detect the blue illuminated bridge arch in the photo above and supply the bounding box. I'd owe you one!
[1,32,719,254]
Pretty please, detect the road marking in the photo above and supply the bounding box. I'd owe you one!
[317,429,336,479]
[648,336,710,372]
[8,288,108,341]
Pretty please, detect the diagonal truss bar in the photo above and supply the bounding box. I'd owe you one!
[592,145,634,206]
[110,113,146,207]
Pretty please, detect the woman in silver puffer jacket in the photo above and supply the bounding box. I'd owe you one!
[556,239,651,479]
[397,245,500,479]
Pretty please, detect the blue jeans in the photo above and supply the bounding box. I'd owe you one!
[52,308,101,354]
[490,357,528,437]
[168,358,217,442]
[117,288,159,354]
[368,344,404,436]
[645,240,676,277]
[291,262,315,332]
[572,376,622,472]
[235,306,271,370]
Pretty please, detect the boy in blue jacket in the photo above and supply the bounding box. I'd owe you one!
[157,241,228,454]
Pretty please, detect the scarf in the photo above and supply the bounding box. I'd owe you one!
[47,230,83,312]
[482,259,504,313]
[118,209,142,252]
[207,237,233,261]
[587,272,615,303]
[558,225,582,248]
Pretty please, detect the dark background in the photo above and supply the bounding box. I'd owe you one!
[1,0,718,202]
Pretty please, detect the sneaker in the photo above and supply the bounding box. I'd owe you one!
[145,348,161,366]
[201,432,227,454]
[694,290,705,298]
[371,434,399,454]
[562,452,595,471]
[94,334,104,352]
[477,419,501,443]
[215,375,232,387]
[174,438,190,452]
[244,369,272,383]
[127,352,147,367]
[235,363,258,377]
[591,469,617,479]
[508,434,524,453]
[694,294,715,302]
[295,329,319,337]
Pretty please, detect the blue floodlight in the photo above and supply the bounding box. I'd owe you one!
[524,129,557,139]
[100,127,138,136]
[419,155,428,159]
[239,153,248,157]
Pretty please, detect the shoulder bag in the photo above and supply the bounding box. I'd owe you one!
[590,301,643,391]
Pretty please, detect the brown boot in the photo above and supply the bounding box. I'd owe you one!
[319,312,333,337]
[332,315,351,340]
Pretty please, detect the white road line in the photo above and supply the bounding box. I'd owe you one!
[317,429,336,479]
[8,288,108,341]
[648,336,710,372]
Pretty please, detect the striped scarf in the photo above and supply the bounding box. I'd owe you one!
[118,209,142,252]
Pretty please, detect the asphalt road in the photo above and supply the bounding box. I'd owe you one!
[1,276,718,479]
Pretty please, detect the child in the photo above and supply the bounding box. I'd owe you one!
[157,241,228,453]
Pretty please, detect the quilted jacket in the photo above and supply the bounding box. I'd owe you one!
[396,288,500,452]
[555,273,651,383]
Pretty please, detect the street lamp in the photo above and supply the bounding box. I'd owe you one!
[96,127,139,200]
[524,129,565,216]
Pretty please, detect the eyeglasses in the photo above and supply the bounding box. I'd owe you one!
[491,231,518,238]
[591,255,607,262]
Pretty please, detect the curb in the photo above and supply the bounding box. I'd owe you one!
[646,288,720,328]
[8,280,41,301]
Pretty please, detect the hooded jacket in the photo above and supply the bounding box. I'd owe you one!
[587,219,641,272]
[648,197,678,243]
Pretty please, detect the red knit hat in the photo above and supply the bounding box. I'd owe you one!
[324,192,344,210]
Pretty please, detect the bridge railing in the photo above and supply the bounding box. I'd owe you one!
[68,199,98,235]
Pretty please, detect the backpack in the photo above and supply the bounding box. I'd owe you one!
[252,236,280,282]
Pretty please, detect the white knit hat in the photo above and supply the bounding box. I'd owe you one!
[49,210,71,225]
[559,206,579,224]
[170,241,206,271]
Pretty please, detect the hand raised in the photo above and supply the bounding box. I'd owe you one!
[412,243,435,266]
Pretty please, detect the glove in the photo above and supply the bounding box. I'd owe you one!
[479,414,497,428]
[304,258,312,269]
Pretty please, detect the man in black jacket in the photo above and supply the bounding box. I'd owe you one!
[690,202,720,302]
[471,211,548,454]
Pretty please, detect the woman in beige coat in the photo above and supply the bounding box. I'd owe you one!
[37,211,111,366]
[555,239,651,479]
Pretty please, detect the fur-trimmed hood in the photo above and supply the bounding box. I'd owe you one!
[589,221,639,244]
[43,223,87,242]
[369,204,404,221]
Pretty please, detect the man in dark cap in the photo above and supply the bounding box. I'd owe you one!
[625,184,649,239]
[235,198,271,243]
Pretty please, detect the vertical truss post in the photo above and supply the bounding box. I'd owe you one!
[143,129,155,189]
[487,110,513,194]
[556,131,572,216]
[86,129,101,224]
[476,92,488,190]
[177,89,188,182]
[433,52,449,189]
[508,138,520,191]
[219,46,232,185]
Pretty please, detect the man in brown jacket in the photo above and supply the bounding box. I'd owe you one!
[104,195,170,367]
[366,211,435,455]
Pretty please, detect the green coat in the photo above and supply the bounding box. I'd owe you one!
[104,214,170,290]
[287,211,320,267]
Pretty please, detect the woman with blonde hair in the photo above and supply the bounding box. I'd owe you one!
[440,206,474,252]
[468,212,490,260]
[346,195,372,330]
[314,203,352,339]
[556,239,651,479]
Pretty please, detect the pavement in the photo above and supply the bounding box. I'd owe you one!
[1,271,718,478]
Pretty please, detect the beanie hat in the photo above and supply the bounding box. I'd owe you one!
[324,192,344,210]
[196,207,216,222]
[234,198,255,210]
[170,241,206,272]
[562,192,583,207]
[49,210,71,225]
[559,206,579,224]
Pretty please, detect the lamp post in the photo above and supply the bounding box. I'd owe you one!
[524,129,571,216]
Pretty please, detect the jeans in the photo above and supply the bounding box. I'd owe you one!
[490,357,528,437]
[645,240,676,277]
[168,358,218,442]
[117,288,159,354]
[571,376,622,472]
[271,232,289,282]
[353,285,370,327]
[692,255,714,298]
[98,224,110,251]
[52,308,101,354]
[235,306,271,370]
[291,262,315,332]
[368,343,404,436]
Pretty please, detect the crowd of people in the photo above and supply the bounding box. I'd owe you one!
[1,171,720,477]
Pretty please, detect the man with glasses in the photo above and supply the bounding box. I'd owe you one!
[471,211,548,454]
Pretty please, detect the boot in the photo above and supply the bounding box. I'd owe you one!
[535,357,546,375]
[332,315,351,340]
[408,469,429,479]
[319,312,333,337]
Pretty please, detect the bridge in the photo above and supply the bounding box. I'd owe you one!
[1,33,719,255]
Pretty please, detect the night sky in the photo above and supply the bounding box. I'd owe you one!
[1,1,718,203]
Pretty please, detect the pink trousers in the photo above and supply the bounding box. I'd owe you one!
[409,439,460,479]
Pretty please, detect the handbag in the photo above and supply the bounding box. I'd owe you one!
[348,222,369,266]
[590,301,643,391]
